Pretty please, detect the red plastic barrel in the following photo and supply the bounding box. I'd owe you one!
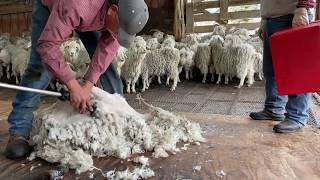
[270,21,320,95]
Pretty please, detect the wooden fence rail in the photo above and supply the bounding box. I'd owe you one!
[186,0,261,33]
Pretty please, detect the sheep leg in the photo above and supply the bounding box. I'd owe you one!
[247,69,255,87]
[189,70,194,79]
[237,74,246,89]
[0,67,3,79]
[258,73,263,81]
[202,73,207,84]
[211,73,215,82]
[216,74,222,84]
[185,70,189,80]
[15,75,19,85]
[142,78,147,92]
[158,76,162,85]
[6,66,10,79]
[132,76,139,93]
[126,81,131,94]
[224,75,229,85]
[171,76,178,91]
[166,77,170,86]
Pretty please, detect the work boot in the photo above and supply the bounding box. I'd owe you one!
[6,134,32,159]
[273,119,304,133]
[249,110,285,121]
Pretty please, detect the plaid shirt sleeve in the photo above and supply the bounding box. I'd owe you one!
[84,31,119,84]
[297,0,316,8]
[37,6,79,84]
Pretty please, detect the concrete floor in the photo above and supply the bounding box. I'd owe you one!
[124,79,320,127]
[1,78,320,127]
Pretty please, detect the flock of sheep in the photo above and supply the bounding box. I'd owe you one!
[0,24,263,94]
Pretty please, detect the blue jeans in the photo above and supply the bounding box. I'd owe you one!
[263,14,310,125]
[8,0,123,138]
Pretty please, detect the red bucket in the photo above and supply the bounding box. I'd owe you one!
[270,21,320,95]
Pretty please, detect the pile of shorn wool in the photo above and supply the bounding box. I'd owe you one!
[29,87,205,178]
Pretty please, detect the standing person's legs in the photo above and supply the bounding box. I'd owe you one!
[273,93,310,133]
[76,31,124,95]
[249,16,293,121]
[6,0,51,159]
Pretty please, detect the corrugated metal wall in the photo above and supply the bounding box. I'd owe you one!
[0,0,32,36]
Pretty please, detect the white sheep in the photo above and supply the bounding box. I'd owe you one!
[252,52,263,81]
[9,46,30,84]
[179,47,195,80]
[152,30,165,43]
[217,35,256,88]
[181,34,199,52]
[141,47,180,92]
[209,35,224,83]
[229,27,251,41]
[200,24,226,43]
[0,47,11,79]
[194,43,212,83]
[113,46,127,76]
[246,36,263,54]
[146,38,160,50]
[121,36,147,93]
[61,38,90,79]
[161,37,175,49]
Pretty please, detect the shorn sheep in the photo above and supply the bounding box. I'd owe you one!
[121,36,147,93]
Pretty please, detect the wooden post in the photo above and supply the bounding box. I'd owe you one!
[185,0,194,34]
[174,0,186,41]
[219,0,229,25]
[316,1,320,20]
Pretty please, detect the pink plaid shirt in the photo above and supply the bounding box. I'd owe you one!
[38,0,119,84]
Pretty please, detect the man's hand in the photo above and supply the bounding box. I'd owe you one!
[292,8,309,27]
[65,79,94,113]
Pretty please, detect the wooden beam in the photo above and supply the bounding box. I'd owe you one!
[186,1,194,33]
[219,0,229,24]
[194,10,260,22]
[0,5,32,15]
[226,22,260,29]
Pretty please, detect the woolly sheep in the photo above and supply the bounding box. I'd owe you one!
[0,48,10,79]
[113,46,127,76]
[194,43,212,83]
[146,38,160,50]
[252,52,263,80]
[179,47,195,80]
[246,36,263,54]
[121,36,147,93]
[161,37,175,49]
[10,47,30,84]
[200,24,226,43]
[209,35,224,82]
[152,31,165,43]
[230,28,251,41]
[141,47,180,92]
[217,35,256,88]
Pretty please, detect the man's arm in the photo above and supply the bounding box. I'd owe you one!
[37,6,80,84]
[84,31,119,84]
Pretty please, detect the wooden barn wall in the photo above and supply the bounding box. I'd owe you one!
[0,0,174,36]
[141,0,175,34]
[0,0,32,36]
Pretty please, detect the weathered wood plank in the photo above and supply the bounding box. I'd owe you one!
[186,1,195,33]
[194,22,260,33]
[193,0,260,13]
[194,10,260,22]
[0,5,32,15]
